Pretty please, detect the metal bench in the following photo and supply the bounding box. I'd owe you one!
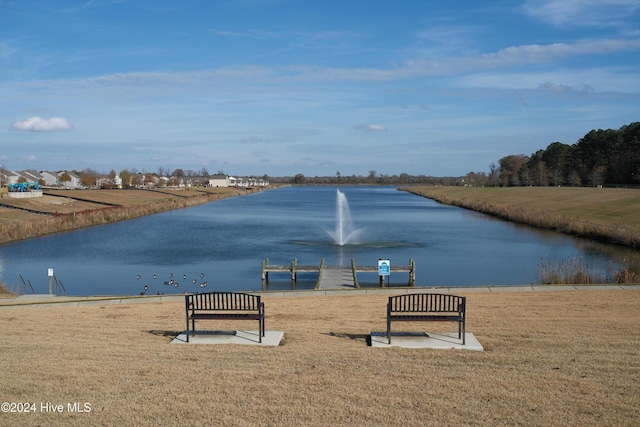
[387,293,466,344]
[185,292,265,343]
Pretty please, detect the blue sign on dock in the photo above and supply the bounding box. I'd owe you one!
[378,259,390,276]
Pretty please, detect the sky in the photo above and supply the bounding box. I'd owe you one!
[1,0,639,178]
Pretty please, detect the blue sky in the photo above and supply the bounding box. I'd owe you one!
[1,0,639,177]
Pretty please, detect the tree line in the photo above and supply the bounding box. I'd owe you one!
[476,122,640,188]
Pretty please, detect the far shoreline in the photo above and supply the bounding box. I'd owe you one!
[401,185,640,249]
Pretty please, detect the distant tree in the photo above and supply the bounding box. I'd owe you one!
[144,173,156,187]
[131,173,143,188]
[172,168,185,178]
[488,163,499,187]
[79,168,100,189]
[293,173,306,184]
[567,169,581,187]
[199,167,210,177]
[0,166,8,187]
[465,171,488,187]
[542,142,571,177]
[100,169,118,189]
[589,166,607,187]
[499,154,528,186]
[548,168,564,186]
[59,171,72,188]
[119,170,131,188]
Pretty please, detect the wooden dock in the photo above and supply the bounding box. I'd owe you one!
[261,258,415,290]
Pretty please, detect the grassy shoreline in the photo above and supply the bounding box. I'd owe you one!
[402,186,640,284]
[0,187,260,245]
[402,186,640,248]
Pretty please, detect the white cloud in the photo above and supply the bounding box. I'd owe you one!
[11,116,73,132]
[537,82,594,94]
[522,0,640,27]
[10,38,640,95]
[355,124,387,132]
[209,29,278,39]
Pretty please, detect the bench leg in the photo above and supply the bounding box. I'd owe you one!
[387,318,391,344]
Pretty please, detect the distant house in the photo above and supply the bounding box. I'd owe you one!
[19,170,42,183]
[57,171,81,189]
[5,171,23,185]
[208,174,230,187]
[96,173,123,189]
[230,176,269,187]
[40,171,59,187]
[5,170,45,185]
[4,170,44,198]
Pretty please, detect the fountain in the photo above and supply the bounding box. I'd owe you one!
[326,189,364,246]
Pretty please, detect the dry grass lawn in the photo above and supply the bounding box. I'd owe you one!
[1,290,639,426]
[0,187,256,244]
[409,186,640,230]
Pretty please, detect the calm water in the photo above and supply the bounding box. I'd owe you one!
[0,186,633,295]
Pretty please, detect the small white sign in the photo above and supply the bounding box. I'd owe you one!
[378,260,390,276]
[48,268,54,277]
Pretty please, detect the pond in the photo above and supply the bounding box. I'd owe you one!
[0,186,632,295]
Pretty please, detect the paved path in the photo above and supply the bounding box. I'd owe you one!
[1,285,638,308]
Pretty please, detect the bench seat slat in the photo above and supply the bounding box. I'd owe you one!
[189,313,262,320]
[389,314,462,322]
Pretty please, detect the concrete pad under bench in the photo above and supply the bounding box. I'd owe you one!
[171,330,284,346]
[370,331,483,351]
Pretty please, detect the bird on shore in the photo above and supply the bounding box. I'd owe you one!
[199,282,207,288]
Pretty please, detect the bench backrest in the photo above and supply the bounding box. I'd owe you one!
[388,293,465,314]
[186,292,262,311]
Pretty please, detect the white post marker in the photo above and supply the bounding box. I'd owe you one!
[48,268,54,294]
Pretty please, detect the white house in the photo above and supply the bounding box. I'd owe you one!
[218,175,269,187]
[40,171,59,187]
[208,174,230,187]
[57,171,81,189]
[5,171,23,185]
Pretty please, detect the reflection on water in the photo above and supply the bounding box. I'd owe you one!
[0,186,635,296]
